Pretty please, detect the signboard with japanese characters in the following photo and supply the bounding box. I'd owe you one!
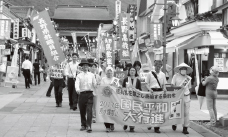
[31,10,65,67]
[22,28,28,37]
[128,4,136,42]
[214,58,224,72]
[119,13,130,61]
[150,23,163,48]
[5,66,19,84]
[0,19,11,39]
[104,36,114,67]
[115,0,121,19]
[50,63,66,79]
[0,45,5,49]
[13,18,19,39]
[96,86,184,127]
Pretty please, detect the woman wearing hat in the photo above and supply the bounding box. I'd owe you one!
[100,66,120,132]
[75,58,97,133]
[171,63,193,134]
[202,66,219,126]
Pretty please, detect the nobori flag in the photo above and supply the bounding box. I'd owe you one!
[31,10,65,66]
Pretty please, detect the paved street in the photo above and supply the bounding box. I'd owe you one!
[0,78,226,137]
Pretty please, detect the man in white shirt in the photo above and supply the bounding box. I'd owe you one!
[75,58,97,133]
[65,53,79,110]
[145,60,167,133]
[22,56,32,89]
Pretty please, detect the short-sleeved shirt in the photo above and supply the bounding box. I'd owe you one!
[171,73,191,95]
[33,62,40,73]
[146,71,167,88]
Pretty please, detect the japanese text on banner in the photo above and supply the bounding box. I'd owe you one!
[119,13,130,61]
[31,10,65,67]
[96,86,184,127]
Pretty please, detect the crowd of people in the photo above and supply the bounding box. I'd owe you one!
[21,53,220,134]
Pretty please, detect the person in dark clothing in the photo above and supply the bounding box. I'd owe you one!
[33,59,40,85]
[122,67,142,132]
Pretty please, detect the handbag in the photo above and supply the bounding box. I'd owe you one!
[151,71,163,91]
[197,81,206,97]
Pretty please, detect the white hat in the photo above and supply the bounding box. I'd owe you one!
[174,63,193,74]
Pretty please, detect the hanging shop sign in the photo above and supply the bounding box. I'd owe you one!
[150,23,163,48]
[104,35,114,67]
[0,45,5,49]
[128,4,137,42]
[119,13,130,61]
[31,10,65,67]
[3,49,10,55]
[22,28,28,37]
[214,58,224,72]
[0,19,11,39]
[115,0,121,19]
[13,18,19,39]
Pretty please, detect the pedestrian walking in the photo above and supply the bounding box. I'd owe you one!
[100,66,120,132]
[65,53,79,110]
[75,59,97,133]
[171,63,193,134]
[42,60,49,82]
[51,62,66,107]
[122,67,142,132]
[22,56,32,89]
[202,66,219,126]
[89,60,101,123]
[145,60,167,133]
[33,59,40,85]
[46,65,54,97]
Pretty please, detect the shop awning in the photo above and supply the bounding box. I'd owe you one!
[208,31,228,45]
[153,33,200,54]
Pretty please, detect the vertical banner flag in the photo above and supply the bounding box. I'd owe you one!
[104,35,114,67]
[13,18,19,39]
[128,4,136,42]
[115,0,121,19]
[0,19,11,39]
[11,44,19,67]
[119,13,130,61]
[31,10,65,66]
[150,23,163,48]
[71,32,77,53]
[22,28,28,37]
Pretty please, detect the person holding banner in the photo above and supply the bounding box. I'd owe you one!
[133,61,142,76]
[89,60,101,123]
[145,60,167,133]
[75,59,97,133]
[65,53,79,110]
[122,66,142,132]
[100,66,120,132]
[22,56,33,89]
[51,62,66,107]
[202,66,219,126]
[171,63,193,134]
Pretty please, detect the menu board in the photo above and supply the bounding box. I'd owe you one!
[214,58,224,72]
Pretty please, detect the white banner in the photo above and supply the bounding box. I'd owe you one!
[13,18,19,39]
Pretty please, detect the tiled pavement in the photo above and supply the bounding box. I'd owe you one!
[0,77,226,137]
